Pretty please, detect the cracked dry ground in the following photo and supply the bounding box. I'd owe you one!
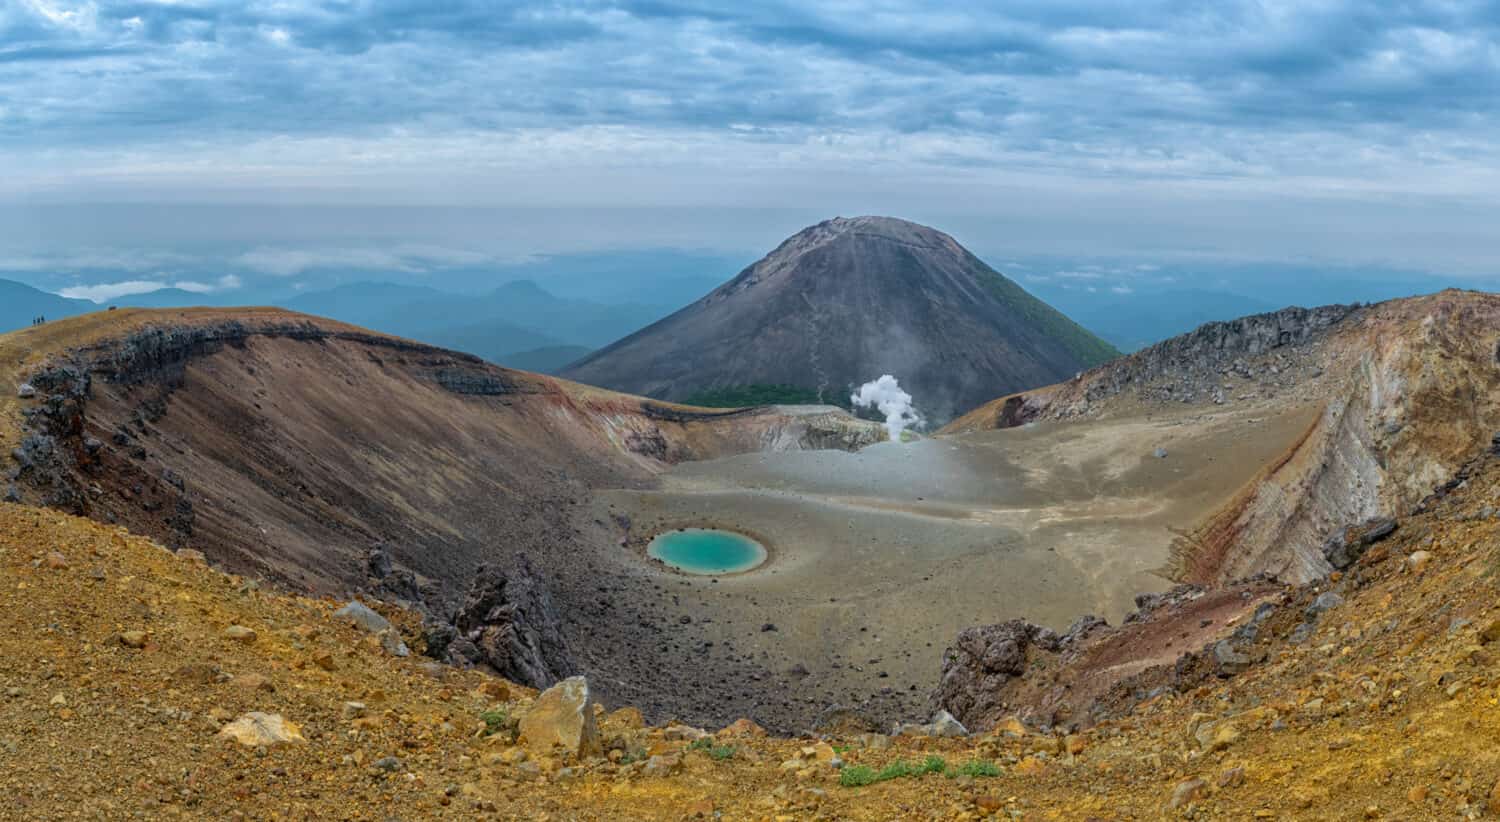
[9,448,1500,821]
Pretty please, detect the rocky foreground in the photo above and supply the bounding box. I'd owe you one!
[6,435,1500,820]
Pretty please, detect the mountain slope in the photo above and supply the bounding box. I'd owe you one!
[945,289,1500,588]
[561,216,1119,423]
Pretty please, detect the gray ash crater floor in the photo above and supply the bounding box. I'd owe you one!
[589,402,1319,732]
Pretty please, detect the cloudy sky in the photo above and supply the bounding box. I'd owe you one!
[4,0,1500,298]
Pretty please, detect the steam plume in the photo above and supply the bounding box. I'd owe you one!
[850,375,924,440]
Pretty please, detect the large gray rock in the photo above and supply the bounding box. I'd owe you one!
[333,600,393,634]
[894,709,968,738]
[447,555,575,689]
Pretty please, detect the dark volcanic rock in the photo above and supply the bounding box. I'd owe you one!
[561,216,1118,424]
[934,619,1062,730]
[447,556,575,689]
[1321,516,1398,570]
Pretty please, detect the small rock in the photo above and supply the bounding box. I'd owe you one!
[230,673,275,693]
[718,717,766,738]
[222,626,257,644]
[1305,591,1343,618]
[663,723,709,741]
[312,652,336,671]
[1406,551,1432,574]
[173,663,220,684]
[119,631,149,649]
[1169,778,1207,810]
[1152,447,1169,459]
[1213,641,1251,676]
[480,679,511,702]
[342,702,367,720]
[43,552,67,569]
[16,383,35,399]
[1064,734,1086,756]
[1218,766,1246,788]
[377,628,410,657]
[643,753,681,777]
[1408,784,1430,804]
[761,623,777,632]
[216,712,306,747]
[1194,721,1239,752]
[1480,621,1500,645]
[517,676,602,759]
[372,756,403,772]
[994,716,1028,738]
[607,706,644,729]
[176,549,207,566]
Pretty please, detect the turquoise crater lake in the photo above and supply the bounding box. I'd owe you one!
[647,528,768,574]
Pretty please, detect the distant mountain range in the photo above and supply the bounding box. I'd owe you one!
[4,245,1472,378]
[0,277,693,374]
[0,280,94,330]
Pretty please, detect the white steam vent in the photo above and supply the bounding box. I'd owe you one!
[850,375,924,440]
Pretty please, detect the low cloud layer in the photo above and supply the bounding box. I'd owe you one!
[57,274,242,302]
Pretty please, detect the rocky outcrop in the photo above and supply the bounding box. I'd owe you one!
[934,619,1063,731]
[1321,517,1397,570]
[1071,303,1357,409]
[443,556,575,689]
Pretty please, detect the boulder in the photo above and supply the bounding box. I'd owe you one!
[1212,641,1251,677]
[447,556,575,689]
[216,712,306,747]
[518,676,602,759]
[333,600,392,634]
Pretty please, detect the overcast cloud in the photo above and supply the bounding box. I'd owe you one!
[3,1,1500,284]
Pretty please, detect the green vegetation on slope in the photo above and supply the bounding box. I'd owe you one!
[977,269,1121,367]
[682,384,849,409]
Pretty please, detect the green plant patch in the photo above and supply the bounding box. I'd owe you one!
[839,755,1000,788]
[479,707,511,738]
